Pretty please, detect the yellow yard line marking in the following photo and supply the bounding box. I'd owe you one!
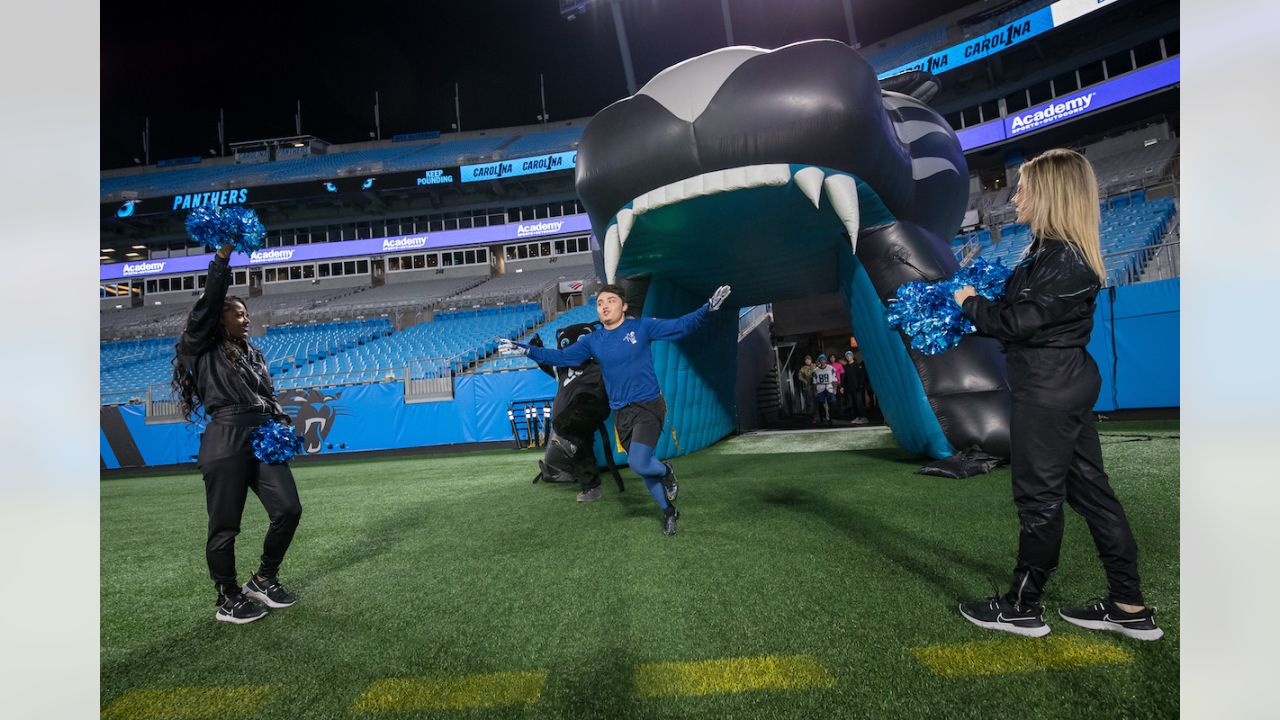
[634,654,836,698]
[101,685,281,719]
[911,636,1134,677]
[350,671,547,713]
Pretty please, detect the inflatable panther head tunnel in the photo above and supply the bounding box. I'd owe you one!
[576,39,1011,460]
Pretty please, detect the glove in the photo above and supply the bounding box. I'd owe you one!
[707,285,732,311]
[498,338,530,356]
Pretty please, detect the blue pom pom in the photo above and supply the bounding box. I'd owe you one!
[185,206,266,255]
[251,420,303,464]
[884,258,1012,356]
[953,257,1013,302]
[184,206,225,251]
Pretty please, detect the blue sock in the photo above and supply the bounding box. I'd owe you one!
[642,476,669,510]
[628,442,669,510]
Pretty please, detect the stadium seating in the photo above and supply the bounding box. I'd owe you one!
[100,336,181,404]
[249,136,516,185]
[100,304,547,401]
[294,277,489,320]
[499,126,583,158]
[275,305,545,386]
[1090,137,1180,194]
[100,129,581,201]
[966,195,1177,286]
[865,26,950,73]
[101,303,193,340]
[100,164,266,200]
[451,266,589,302]
[479,301,600,372]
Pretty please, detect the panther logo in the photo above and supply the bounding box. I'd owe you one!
[275,388,349,454]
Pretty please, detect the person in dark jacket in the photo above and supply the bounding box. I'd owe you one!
[172,243,303,625]
[953,149,1161,640]
[841,350,869,424]
[530,321,613,502]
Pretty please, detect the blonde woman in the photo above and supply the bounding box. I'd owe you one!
[952,149,1162,640]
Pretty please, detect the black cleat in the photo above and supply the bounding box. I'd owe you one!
[1058,597,1164,641]
[215,593,268,625]
[662,508,679,537]
[576,486,602,503]
[661,461,679,502]
[959,596,1050,637]
[242,574,297,609]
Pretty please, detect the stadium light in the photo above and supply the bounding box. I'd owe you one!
[101,248,114,252]
[131,244,146,249]
[562,1,635,95]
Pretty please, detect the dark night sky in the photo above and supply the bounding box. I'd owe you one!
[101,0,982,169]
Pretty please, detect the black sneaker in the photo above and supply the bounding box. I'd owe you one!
[242,574,297,609]
[576,486,602,503]
[1058,597,1164,641]
[661,461,679,502]
[959,596,1050,637]
[216,593,268,625]
[663,507,679,537]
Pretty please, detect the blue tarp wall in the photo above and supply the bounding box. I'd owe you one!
[101,371,558,469]
[1087,278,1179,412]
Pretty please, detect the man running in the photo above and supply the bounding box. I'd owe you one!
[501,283,732,536]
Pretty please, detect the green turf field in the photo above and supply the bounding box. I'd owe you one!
[101,420,1179,719]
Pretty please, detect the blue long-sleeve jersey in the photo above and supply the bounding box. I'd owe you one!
[526,305,710,409]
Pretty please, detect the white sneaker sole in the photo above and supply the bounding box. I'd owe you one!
[215,609,267,624]
[242,585,296,609]
[1057,611,1164,641]
[960,605,1051,637]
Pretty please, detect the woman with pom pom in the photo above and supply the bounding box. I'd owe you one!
[952,149,1162,641]
[172,241,303,625]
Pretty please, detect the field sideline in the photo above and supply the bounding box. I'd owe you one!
[101,420,1179,719]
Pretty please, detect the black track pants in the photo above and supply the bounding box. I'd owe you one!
[201,452,303,590]
[1005,400,1144,607]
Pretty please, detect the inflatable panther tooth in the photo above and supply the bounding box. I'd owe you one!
[575,39,1010,460]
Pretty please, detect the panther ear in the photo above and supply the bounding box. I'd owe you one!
[878,70,941,104]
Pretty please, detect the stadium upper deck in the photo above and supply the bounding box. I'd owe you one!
[100,120,588,205]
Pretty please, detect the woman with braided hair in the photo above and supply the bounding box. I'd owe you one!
[172,243,303,624]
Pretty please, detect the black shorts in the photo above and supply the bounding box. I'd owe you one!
[614,396,666,450]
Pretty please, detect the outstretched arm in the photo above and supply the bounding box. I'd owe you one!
[643,284,731,340]
[179,244,233,356]
[503,337,594,368]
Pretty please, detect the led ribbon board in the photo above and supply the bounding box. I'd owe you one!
[954,56,1180,151]
[461,151,577,183]
[100,214,592,281]
[878,0,1121,79]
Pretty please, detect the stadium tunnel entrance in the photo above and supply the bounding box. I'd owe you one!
[604,176,971,462]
